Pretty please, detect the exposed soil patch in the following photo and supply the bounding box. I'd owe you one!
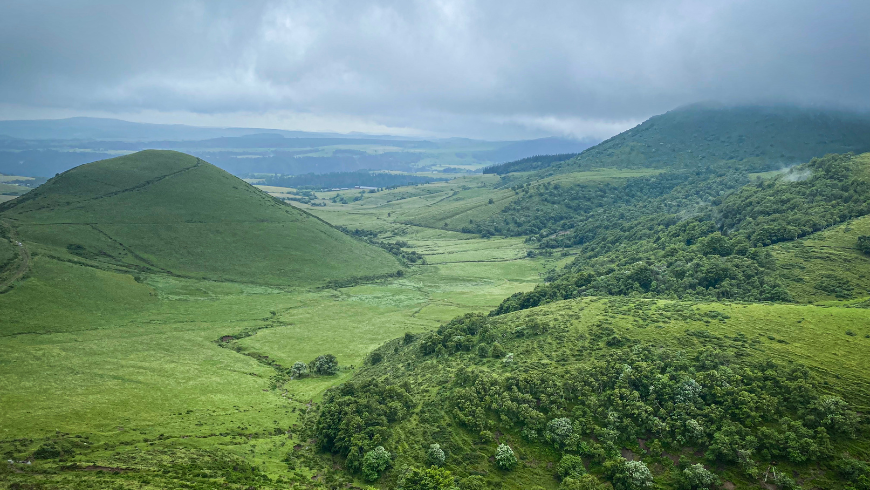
[620,448,638,461]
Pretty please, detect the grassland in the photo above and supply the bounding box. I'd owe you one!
[0,150,401,287]
[0,163,562,487]
[331,295,870,490]
[773,214,870,302]
[2,155,869,489]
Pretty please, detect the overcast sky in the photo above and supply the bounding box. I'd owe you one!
[1,0,868,140]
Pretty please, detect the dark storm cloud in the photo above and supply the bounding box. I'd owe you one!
[1,0,868,139]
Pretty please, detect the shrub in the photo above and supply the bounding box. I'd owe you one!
[289,361,308,378]
[361,446,392,482]
[476,344,490,357]
[557,454,586,479]
[561,474,605,490]
[491,342,505,358]
[427,443,446,467]
[369,352,384,365]
[605,458,654,490]
[495,444,518,470]
[311,354,339,375]
[547,417,574,447]
[677,464,720,490]
[398,466,458,490]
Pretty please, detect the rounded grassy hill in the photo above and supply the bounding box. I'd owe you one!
[0,150,401,286]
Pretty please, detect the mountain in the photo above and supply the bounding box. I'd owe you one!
[0,117,388,141]
[0,150,401,286]
[474,137,599,166]
[491,105,870,175]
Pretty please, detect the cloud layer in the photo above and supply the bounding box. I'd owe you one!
[1,0,868,139]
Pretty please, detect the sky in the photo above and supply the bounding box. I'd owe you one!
[1,0,869,140]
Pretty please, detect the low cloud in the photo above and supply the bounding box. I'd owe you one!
[0,0,868,139]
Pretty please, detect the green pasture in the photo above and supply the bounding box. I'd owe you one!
[773,214,870,302]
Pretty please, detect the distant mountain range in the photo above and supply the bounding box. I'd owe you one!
[0,117,599,177]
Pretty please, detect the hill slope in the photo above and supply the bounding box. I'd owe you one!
[0,150,401,286]
[312,297,870,489]
[489,105,870,176]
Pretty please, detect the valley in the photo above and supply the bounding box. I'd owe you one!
[2,106,870,490]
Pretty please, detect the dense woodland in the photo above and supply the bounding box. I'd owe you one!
[313,306,868,489]
[479,153,870,311]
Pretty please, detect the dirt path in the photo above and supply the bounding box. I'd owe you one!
[0,220,31,293]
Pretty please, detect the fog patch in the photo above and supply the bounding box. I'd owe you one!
[782,166,812,182]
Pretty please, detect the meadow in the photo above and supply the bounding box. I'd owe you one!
[0,169,563,487]
[2,154,870,489]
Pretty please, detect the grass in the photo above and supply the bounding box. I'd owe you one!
[772,214,870,302]
[0,150,401,286]
[309,295,870,489]
[0,166,555,487]
[0,183,30,196]
[1,151,869,488]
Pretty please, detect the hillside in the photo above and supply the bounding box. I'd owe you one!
[489,153,870,311]
[312,297,870,490]
[0,150,401,286]
[464,106,870,237]
[491,105,870,175]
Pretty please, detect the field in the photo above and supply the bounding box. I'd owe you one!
[773,214,870,302]
[2,160,870,489]
[0,169,562,487]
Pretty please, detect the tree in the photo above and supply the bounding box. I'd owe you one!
[495,444,518,470]
[557,454,586,479]
[605,459,654,490]
[677,464,720,490]
[427,443,446,467]
[561,475,605,490]
[476,344,490,357]
[398,466,459,490]
[547,418,574,447]
[361,446,392,482]
[311,354,339,375]
[858,235,870,255]
[490,342,505,358]
[289,361,309,378]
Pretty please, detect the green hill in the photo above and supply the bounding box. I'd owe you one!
[491,104,870,175]
[313,296,870,490]
[0,150,401,286]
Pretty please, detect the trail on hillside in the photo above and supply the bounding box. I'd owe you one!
[0,220,31,293]
[5,159,203,216]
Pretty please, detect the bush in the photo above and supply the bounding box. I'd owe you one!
[311,354,339,375]
[361,446,392,482]
[605,458,654,490]
[547,417,574,447]
[495,443,518,470]
[561,474,605,490]
[557,454,586,479]
[491,342,505,358]
[677,464,720,490]
[398,466,458,490]
[427,443,446,467]
[369,351,384,365]
[476,344,490,357]
[858,235,870,255]
[289,361,308,378]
